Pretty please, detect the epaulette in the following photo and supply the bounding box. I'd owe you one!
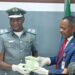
[27,29,36,35]
[0,29,9,35]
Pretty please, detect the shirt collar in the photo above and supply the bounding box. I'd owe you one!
[67,36,73,42]
[10,28,26,36]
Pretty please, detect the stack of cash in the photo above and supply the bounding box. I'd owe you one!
[25,56,39,71]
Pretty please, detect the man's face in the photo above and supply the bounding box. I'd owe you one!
[60,19,74,38]
[10,17,24,32]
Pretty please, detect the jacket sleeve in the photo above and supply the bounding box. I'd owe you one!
[49,69,63,74]
[65,47,75,68]
[50,56,57,65]
[31,34,38,57]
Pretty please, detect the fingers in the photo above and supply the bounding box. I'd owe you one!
[17,63,30,74]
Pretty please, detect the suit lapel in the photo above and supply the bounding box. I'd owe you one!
[58,37,75,63]
[56,39,63,62]
[64,38,75,52]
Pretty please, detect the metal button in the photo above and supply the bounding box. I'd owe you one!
[5,73,7,75]
[20,59,23,62]
[20,41,22,43]
[20,50,23,52]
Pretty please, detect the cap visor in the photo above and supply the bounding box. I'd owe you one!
[8,14,23,18]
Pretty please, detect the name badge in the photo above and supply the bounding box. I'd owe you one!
[8,40,15,43]
[61,61,65,69]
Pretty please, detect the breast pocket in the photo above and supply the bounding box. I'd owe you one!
[22,39,32,50]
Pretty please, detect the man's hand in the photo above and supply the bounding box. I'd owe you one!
[37,56,51,66]
[12,63,31,75]
[62,68,68,74]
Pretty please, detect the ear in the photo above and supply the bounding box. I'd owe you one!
[22,17,25,23]
[73,25,75,32]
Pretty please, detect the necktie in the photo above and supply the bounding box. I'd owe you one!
[56,39,67,69]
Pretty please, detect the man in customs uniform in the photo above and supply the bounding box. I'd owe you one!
[0,7,38,75]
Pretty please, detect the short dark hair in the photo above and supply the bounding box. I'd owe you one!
[62,16,75,27]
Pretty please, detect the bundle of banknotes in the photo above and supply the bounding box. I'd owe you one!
[25,56,39,71]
